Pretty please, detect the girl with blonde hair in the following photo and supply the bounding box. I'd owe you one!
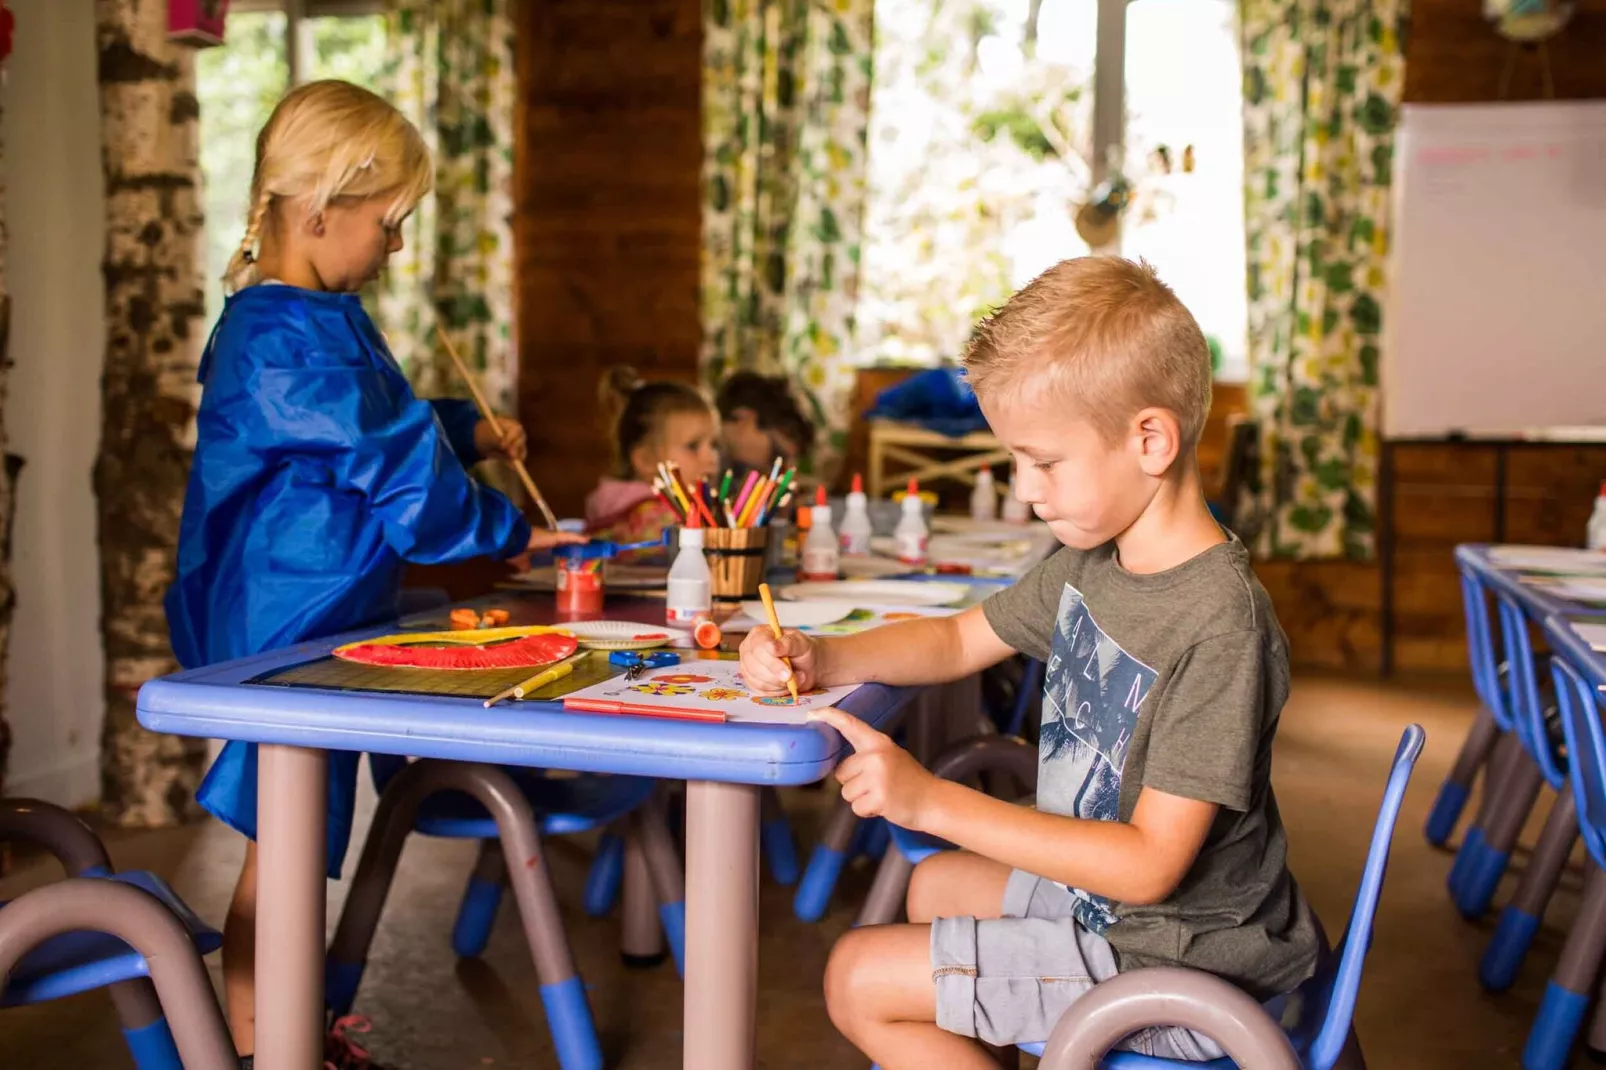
[166,80,582,1069]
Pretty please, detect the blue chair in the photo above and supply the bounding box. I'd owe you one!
[1,800,224,1070]
[1441,566,1533,908]
[1021,724,1425,1070]
[1523,654,1606,1070]
[1478,589,1579,986]
[325,759,674,1070]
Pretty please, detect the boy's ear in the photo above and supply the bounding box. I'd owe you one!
[1133,407,1182,477]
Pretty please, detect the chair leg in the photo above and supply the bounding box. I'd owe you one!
[760,787,800,886]
[1425,706,1499,846]
[634,794,687,977]
[1449,731,1520,899]
[583,821,627,918]
[1524,864,1606,1070]
[620,825,667,968]
[1456,748,1545,919]
[1482,790,1578,991]
[795,793,859,922]
[105,977,184,1070]
[854,845,914,927]
[0,878,236,1070]
[452,839,508,959]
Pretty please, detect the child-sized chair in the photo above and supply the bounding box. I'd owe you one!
[1024,724,1425,1070]
[0,800,228,1070]
[1,796,226,1060]
[1522,655,1606,1070]
[326,759,667,1070]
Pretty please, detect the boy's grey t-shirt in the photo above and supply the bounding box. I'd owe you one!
[981,535,1318,998]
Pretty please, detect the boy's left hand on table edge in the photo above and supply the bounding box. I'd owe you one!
[809,706,938,831]
[475,416,527,463]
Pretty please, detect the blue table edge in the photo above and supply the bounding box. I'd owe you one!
[1543,613,1606,693]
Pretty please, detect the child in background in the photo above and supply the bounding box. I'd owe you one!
[741,257,1318,1069]
[716,370,817,481]
[586,367,721,545]
[165,80,583,1070]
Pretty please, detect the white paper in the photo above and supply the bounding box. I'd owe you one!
[562,657,858,725]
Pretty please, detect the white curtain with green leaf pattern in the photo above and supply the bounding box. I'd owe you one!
[1239,0,1409,560]
[379,0,518,416]
[701,0,874,477]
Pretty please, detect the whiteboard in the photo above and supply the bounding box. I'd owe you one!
[1383,101,1606,440]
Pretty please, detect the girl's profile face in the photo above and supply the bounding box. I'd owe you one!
[306,194,406,293]
[633,409,721,487]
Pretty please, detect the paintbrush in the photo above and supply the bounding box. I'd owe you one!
[436,324,559,532]
[484,653,583,708]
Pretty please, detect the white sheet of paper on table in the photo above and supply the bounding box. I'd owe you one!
[1489,546,1606,574]
[1572,621,1606,653]
[563,658,860,725]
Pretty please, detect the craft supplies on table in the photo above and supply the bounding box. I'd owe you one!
[704,525,769,601]
[778,579,970,607]
[1487,545,1606,574]
[561,654,855,725]
[757,582,801,703]
[608,649,682,679]
[332,626,578,670]
[562,620,684,651]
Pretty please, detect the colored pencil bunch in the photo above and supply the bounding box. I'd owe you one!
[652,458,796,529]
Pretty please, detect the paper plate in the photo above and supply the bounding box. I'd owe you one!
[559,620,681,651]
[777,580,970,607]
[738,600,859,630]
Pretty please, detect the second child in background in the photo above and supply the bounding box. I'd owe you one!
[586,367,722,547]
[716,371,817,482]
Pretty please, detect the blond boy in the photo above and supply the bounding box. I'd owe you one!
[740,257,1317,1068]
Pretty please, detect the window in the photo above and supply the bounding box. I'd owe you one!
[857,0,1248,381]
[195,1,387,318]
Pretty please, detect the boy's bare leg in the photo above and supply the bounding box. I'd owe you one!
[906,851,1012,923]
[223,840,258,1055]
[822,852,1017,1070]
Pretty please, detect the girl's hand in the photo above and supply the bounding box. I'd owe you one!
[739,625,821,695]
[474,417,527,463]
[810,708,938,830]
[527,529,589,553]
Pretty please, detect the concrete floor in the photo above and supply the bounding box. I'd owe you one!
[0,674,1584,1068]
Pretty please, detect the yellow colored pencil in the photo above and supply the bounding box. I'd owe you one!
[484,655,580,708]
[757,582,800,704]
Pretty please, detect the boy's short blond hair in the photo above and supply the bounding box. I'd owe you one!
[963,257,1213,450]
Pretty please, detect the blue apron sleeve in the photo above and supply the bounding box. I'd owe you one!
[252,365,531,563]
[427,397,483,466]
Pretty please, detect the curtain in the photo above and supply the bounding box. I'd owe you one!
[1239,0,1408,560]
[701,0,874,476]
[380,0,519,418]
[95,0,210,826]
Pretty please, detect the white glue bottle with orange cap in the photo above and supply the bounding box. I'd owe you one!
[666,511,712,625]
[800,485,841,581]
[839,473,874,556]
[894,478,929,565]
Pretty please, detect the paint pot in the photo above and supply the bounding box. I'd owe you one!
[556,559,604,615]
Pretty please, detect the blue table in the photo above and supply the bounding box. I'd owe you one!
[136,593,916,1070]
[1456,544,1606,621]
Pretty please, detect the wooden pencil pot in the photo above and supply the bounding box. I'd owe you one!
[704,527,770,603]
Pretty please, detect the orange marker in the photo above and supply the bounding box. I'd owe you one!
[757,582,800,704]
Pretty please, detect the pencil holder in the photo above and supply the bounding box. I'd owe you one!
[703,527,770,603]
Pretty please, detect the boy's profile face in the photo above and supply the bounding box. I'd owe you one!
[980,384,1159,551]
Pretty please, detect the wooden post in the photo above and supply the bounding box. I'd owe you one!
[93,0,208,826]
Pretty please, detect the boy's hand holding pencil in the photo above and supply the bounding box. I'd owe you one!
[809,707,937,830]
[739,623,822,695]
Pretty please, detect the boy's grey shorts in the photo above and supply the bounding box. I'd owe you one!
[930,869,1228,1058]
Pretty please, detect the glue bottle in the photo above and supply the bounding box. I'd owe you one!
[801,485,841,580]
[839,473,874,556]
[1001,471,1031,525]
[894,479,929,565]
[971,467,997,522]
[666,513,712,625]
[1588,481,1606,551]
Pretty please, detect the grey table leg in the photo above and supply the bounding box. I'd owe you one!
[255,744,328,1070]
[684,780,759,1070]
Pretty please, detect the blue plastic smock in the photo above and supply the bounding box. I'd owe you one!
[166,284,530,876]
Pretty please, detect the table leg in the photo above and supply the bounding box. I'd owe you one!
[255,744,328,1070]
[684,780,760,1070]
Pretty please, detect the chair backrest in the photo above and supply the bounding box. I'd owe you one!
[1459,567,1513,731]
[1551,654,1606,869]
[1291,724,1425,1070]
[1494,592,1565,789]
